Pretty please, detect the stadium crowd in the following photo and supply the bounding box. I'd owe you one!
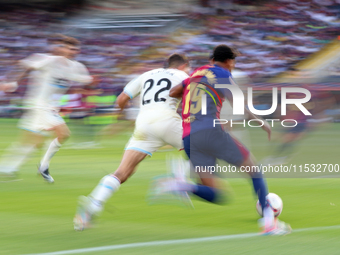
[0,0,339,100]
[181,0,340,77]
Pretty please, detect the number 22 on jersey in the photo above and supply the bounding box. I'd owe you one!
[142,78,172,105]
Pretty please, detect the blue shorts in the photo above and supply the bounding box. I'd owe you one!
[183,128,249,168]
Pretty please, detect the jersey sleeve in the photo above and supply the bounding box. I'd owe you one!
[69,62,93,84]
[20,54,53,70]
[123,75,143,99]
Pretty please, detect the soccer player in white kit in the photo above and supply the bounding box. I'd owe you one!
[73,54,190,231]
[0,36,95,182]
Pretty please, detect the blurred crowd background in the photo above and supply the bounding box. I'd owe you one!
[1,0,340,121]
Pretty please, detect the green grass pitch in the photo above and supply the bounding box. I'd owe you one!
[0,118,340,255]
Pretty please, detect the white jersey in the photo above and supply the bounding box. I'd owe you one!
[123,68,189,123]
[20,53,93,111]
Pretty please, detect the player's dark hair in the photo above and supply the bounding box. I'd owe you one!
[48,34,67,45]
[63,36,80,46]
[166,53,189,68]
[212,44,238,62]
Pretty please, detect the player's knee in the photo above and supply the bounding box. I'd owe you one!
[65,129,71,139]
[58,129,71,143]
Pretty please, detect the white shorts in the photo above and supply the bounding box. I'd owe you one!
[18,108,65,134]
[125,116,183,156]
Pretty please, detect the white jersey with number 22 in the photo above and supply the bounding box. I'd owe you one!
[123,68,189,123]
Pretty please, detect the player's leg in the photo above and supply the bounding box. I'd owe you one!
[74,120,162,230]
[239,155,273,224]
[74,149,147,231]
[38,122,70,182]
[157,126,227,205]
[40,123,70,169]
[184,132,228,204]
[224,134,291,234]
[87,126,160,208]
[210,131,272,222]
[0,109,46,176]
[89,149,147,209]
[0,130,43,175]
[185,129,277,232]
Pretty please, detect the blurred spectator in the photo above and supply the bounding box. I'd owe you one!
[0,0,340,105]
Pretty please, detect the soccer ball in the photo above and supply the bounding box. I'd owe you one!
[256,193,283,217]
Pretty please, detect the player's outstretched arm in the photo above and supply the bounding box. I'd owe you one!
[0,82,18,92]
[71,75,102,95]
[2,54,59,92]
[246,108,271,141]
[227,93,271,141]
[169,83,184,98]
[0,64,31,92]
[85,75,100,89]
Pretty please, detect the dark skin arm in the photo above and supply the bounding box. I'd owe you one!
[226,93,271,141]
[169,83,184,98]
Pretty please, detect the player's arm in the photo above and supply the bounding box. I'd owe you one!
[169,83,184,98]
[245,108,271,141]
[68,62,104,96]
[170,77,190,98]
[71,76,102,95]
[225,88,271,141]
[0,61,33,92]
[117,75,143,111]
[116,92,131,110]
[1,54,57,92]
[68,61,95,85]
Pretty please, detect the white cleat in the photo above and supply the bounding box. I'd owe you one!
[148,176,194,208]
[167,155,190,182]
[38,165,54,183]
[73,196,93,231]
[148,156,194,208]
[259,218,292,235]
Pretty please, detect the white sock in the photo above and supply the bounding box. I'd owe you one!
[88,175,121,214]
[0,143,36,173]
[263,206,275,228]
[40,138,61,171]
